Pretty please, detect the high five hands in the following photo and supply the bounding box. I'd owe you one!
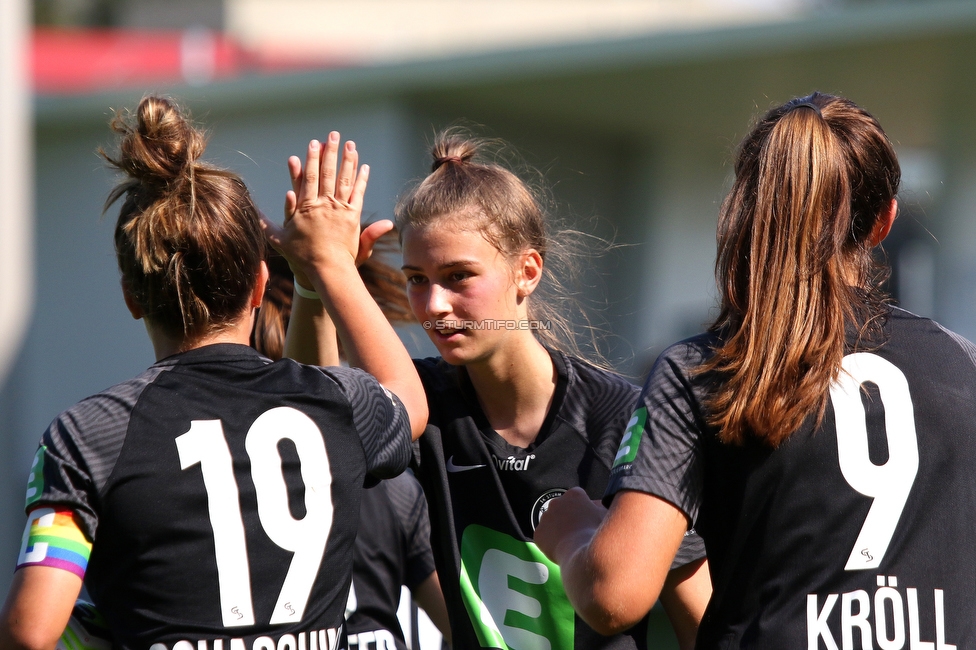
[263,132,393,288]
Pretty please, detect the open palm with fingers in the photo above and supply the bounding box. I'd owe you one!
[264,131,369,287]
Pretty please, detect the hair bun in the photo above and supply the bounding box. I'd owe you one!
[431,132,478,172]
[110,95,207,185]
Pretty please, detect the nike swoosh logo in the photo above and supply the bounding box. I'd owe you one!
[446,456,486,473]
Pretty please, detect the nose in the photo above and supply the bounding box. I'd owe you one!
[426,283,452,318]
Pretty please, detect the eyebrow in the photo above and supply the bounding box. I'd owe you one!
[401,260,478,272]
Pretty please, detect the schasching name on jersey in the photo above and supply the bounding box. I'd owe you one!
[148,626,343,650]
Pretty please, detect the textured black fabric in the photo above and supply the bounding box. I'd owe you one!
[345,471,435,650]
[608,309,976,648]
[413,351,706,650]
[25,343,412,650]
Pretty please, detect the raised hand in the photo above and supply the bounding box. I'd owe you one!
[263,133,427,440]
[265,132,369,285]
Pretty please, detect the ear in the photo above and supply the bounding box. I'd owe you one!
[868,199,897,247]
[251,261,270,308]
[120,279,144,320]
[515,249,544,298]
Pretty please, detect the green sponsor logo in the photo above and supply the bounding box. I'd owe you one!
[25,446,46,508]
[612,407,647,468]
[459,525,575,650]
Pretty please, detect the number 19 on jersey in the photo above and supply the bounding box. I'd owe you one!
[176,407,335,627]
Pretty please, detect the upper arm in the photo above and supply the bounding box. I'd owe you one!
[604,345,708,527]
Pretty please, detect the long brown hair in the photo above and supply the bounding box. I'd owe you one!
[704,92,900,447]
[103,95,265,342]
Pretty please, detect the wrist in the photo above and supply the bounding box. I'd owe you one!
[293,279,319,300]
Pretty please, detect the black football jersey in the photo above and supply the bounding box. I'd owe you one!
[607,308,976,649]
[345,471,436,650]
[25,344,412,650]
[412,351,706,650]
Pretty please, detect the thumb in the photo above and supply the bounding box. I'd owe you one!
[356,219,395,267]
[259,212,285,255]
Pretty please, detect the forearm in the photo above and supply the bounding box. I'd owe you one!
[413,572,451,644]
[309,258,427,438]
[0,567,81,650]
[558,532,662,635]
[659,558,710,650]
[542,490,687,636]
[283,289,340,366]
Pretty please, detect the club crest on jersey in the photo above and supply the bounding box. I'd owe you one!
[531,489,566,531]
[492,453,536,472]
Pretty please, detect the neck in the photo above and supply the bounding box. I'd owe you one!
[465,333,557,448]
[147,310,256,361]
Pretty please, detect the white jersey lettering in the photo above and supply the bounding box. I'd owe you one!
[807,578,955,650]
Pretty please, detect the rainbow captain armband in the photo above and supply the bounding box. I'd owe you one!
[17,507,92,579]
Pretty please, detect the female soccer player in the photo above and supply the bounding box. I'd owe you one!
[536,92,976,647]
[274,131,711,650]
[0,96,426,650]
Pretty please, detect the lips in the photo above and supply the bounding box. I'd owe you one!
[435,327,465,341]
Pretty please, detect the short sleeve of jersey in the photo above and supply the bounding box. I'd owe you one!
[318,366,412,480]
[603,337,711,525]
[27,422,99,542]
[386,472,436,590]
[23,370,162,542]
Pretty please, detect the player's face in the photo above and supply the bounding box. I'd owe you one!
[401,222,526,366]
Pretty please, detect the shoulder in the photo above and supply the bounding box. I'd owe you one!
[655,332,720,372]
[562,354,639,395]
[412,357,455,391]
[285,363,391,409]
[51,364,173,439]
[35,365,176,515]
[643,333,720,392]
[555,353,639,444]
[312,363,378,387]
[412,358,470,423]
[560,354,638,403]
[888,307,976,364]
[381,471,427,522]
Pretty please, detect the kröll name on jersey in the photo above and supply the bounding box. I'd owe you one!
[808,577,955,650]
